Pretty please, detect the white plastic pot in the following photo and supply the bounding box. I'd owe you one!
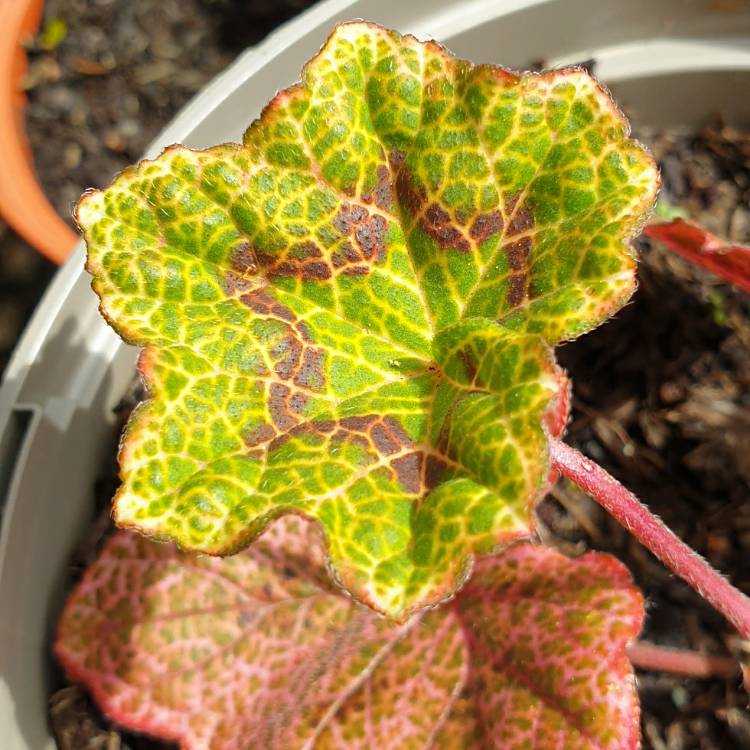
[1,0,749,747]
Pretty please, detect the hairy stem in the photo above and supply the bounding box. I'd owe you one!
[549,438,750,638]
[626,641,738,679]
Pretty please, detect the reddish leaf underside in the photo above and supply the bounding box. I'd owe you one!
[56,520,644,750]
[644,218,750,293]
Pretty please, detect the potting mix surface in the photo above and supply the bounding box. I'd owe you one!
[0,1,747,748]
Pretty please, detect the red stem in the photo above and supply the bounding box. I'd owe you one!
[626,641,738,680]
[549,438,750,638]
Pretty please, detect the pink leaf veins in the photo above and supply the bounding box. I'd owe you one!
[56,518,644,750]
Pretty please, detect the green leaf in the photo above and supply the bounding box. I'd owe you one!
[78,21,657,617]
[55,522,645,750]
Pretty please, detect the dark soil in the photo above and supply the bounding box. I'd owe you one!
[0,1,746,748]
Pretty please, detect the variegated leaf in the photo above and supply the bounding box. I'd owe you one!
[79,22,657,616]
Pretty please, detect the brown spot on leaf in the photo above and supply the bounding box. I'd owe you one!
[457,349,478,383]
[301,262,332,281]
[331,241,361,269]
[289,393,308,414]
[333,415,425,493]
[509,208,533,236]
[271,333,302,380]
[336,428,371,452]
[498,196,534,307]
[239,288,295,321]
[470,211,503,243]
[333,204,368,234]
[508,274,527,307]
[333,203,388,270]
[371,423,400,455]
[245,423,275,447]
[267,434,287,452]
[292,240,323,260]
[275,421,330,449]
[388,150,406,170]
[504,193,520,216]
[264,413,440,495]
[395,167,472,252]
[339,415,374,432]
[505,194,533,235]
[383,417,413,447]
[391,453,422,494]
[222,271,255,297]
[373,165,393,211]
[293,349,325,390]
[254,247,276,269]
[253,239,333,282]
[425,455,447,490]
[355,214,387,260]
[230,241,258,274]
[507,237,531,271]
[269,383,297,431]
[362,164,393,212]
[238,288,329,440]
[395,166,425,217]
[224,242,260,297]
[265,417,338,453]
[238,288,326,392]
[505,234,531,307]
[423,204,470,251]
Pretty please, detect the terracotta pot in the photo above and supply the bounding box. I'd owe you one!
[0,0,78,264]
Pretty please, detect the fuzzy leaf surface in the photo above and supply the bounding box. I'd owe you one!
[78,21,657,616]
[55,521,644,750]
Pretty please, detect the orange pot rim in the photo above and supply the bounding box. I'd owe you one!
[0,0,78,265]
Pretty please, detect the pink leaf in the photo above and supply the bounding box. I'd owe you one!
[55,521,643,750]
[644,218,750,293]
[453,547,644,749]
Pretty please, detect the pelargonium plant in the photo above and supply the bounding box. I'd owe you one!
[55,21,750,750]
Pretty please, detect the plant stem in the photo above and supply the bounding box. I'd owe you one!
[626,641,738,679]
[549,438,750,639]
